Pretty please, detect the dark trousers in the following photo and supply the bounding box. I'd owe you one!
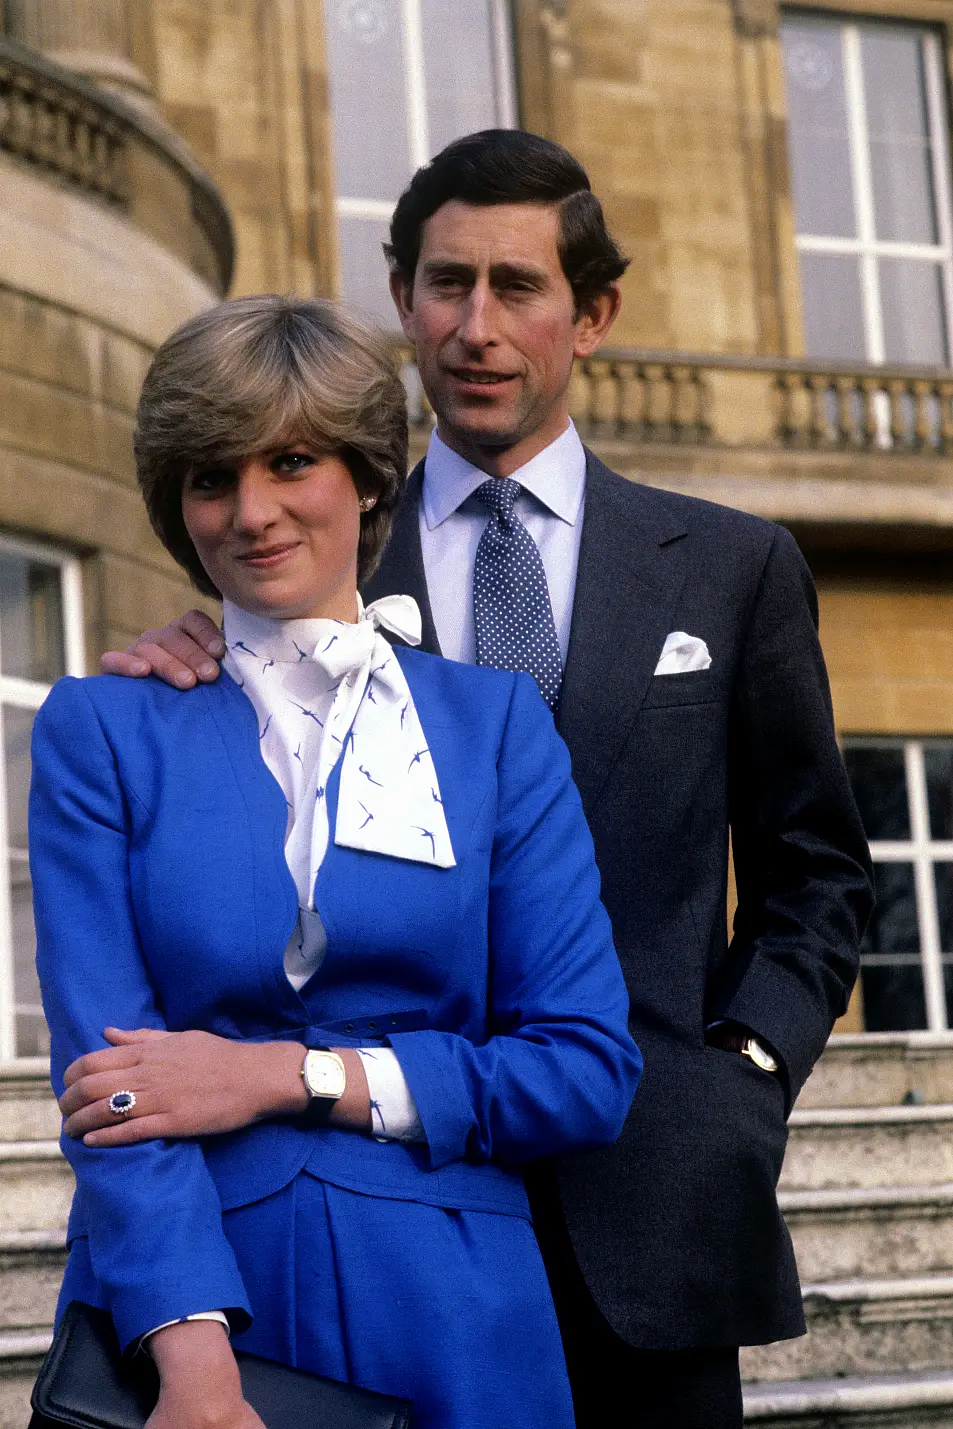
[566,1328,742,1429]
[528,1169,743,1429]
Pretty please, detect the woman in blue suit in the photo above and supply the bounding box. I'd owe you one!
[30,296,641,1429]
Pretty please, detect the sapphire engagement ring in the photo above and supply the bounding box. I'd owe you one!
[108,1091,136,1117]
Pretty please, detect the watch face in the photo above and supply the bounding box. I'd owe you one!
[304,1050,347,1099]
[744,1039,779,1074]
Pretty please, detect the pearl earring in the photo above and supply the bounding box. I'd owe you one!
[359,496,376,512]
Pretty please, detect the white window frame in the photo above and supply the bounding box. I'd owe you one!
[847,736,953,1032]
[0,533,84,1061]
[788,17,953,365]
[333,0,517,231]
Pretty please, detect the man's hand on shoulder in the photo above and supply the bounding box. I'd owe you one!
[100,611,225,689]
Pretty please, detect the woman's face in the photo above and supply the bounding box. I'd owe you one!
[181,444,364,621]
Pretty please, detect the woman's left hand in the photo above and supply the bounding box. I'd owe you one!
[58,1029,310,1146]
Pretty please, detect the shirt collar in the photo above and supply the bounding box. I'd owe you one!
[421,421,587,532]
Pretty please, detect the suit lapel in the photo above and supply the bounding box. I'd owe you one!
[362,461,442,656]
[558,452,690,808]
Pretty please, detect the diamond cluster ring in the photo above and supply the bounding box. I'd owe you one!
[108,1091,136,1117]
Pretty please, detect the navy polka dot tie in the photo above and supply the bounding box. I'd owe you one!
[472,478,563,711]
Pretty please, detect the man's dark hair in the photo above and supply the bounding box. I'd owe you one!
[385,129,629,309]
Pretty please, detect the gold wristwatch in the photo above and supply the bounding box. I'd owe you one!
[740,1036,779,1074]
[302,1048,347,1102]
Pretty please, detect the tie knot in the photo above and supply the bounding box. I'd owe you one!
[474,477,521,519]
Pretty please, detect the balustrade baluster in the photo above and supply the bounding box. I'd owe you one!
[589,358,618,437]
[939,382,953,454]
[778,372,803,446]
[615,361,644,436]
[807,373,832,447]
[884,379,904,449]
[643,364,672,439]
[835,375,859,446]
[670,365,701,441]
[912,380,934,449]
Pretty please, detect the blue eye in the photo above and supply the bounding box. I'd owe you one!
[273,451,316,474]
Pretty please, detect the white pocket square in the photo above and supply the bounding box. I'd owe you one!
[653,632,711,676]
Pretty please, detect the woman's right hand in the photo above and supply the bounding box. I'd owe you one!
[145,1320,267,1429]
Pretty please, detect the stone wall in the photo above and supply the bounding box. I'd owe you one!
[149,0,336,299]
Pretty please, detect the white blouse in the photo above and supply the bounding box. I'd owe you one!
[221,595,453,1143]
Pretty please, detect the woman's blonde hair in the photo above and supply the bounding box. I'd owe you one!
[134,295,409,596]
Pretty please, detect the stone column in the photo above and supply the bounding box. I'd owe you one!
[4,0,154,106]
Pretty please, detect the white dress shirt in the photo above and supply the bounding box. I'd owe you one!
[420,422,587,664]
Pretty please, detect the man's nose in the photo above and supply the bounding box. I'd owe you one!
[232,462,278,532]
[456,286,495,347]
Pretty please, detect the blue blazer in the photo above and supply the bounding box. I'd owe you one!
[30,648,641,1350]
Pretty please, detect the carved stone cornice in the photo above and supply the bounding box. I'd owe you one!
[0,37,233,292]
[732,0,781,39]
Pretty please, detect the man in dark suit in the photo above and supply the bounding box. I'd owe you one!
[105,131,873,1429]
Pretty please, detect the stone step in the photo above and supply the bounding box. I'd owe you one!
[0,1231,64,1334]
[743,1277,953,1385]
[799,1034,953,1111]
[0,1142,72,1234]
[781,1184,953,1282]
[781,1105,953,1191]
[743,1369,953,1426]
[0,1063,59,1142]
[0,1328,52,1429]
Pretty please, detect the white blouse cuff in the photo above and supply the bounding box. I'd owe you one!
[140,1310,231,1353]
[357,1047,425,1142]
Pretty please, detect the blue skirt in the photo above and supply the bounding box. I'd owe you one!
[225,1171,576,1429]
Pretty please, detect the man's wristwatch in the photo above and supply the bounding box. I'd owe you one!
[706,1021,780,1074]
[740,1036,779,1074]
[302,1048,347,1104]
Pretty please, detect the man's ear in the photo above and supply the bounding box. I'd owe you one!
[389,269,416,340]
[573,283,622,359]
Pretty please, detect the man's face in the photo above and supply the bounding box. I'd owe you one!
[391,200,619,473]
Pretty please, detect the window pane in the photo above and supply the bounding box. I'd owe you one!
[798,251,866,361]
[2,706,32,851]
[422,0,501,155]
[935,862,953,950]
[782,18,856,239]
[326,0,412,202]
[863,862,919,956]
[925,744,953,839]
[11,857,45,1058]
[879,259,948,366]
[336,214,400,329]
[0,553,65,683]
[844,745,910,840]
[861,964,927,1031]
[862,26,938,245]
[860,862,926,1030]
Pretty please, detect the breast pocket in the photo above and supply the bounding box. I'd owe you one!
[640,670,721,710]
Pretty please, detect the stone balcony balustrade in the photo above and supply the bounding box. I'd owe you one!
[402,347,953,543]
[0,35,232,296]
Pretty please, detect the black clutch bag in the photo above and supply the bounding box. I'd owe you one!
[31,1301,413,1429]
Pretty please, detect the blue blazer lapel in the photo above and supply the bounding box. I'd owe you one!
[199,674,301,1007]
[558,452,689,808]
[363,461,442,656]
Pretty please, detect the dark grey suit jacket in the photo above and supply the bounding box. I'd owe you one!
[363,450,873,1350]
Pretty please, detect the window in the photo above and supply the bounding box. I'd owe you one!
[781,12,953,365]
[326,0,516,326]
[843,737,953,1031]
[0,535,84,1059]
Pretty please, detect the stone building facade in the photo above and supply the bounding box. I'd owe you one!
[2,0,953,1049]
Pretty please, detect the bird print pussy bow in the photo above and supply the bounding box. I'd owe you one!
[223,594,456,912]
